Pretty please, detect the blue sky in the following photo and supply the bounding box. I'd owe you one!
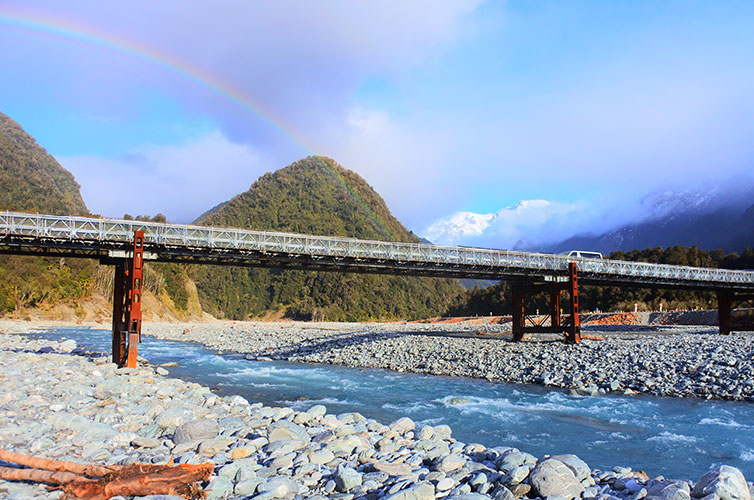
[1,1,753,248]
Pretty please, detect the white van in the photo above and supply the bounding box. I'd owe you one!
[561,250,604,259]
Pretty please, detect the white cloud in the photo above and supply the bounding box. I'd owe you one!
[60,131,265,222]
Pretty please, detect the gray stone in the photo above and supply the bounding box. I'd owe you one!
[235,478,263,496]
[390,417,416,433]
[646,482,692,500]
[173,418,221,445]
[132,436,161,448]
[382,482,435,500]
[205,476,234,500]
[437,478,455,491]
[445,495,494,500]
[72,423,118,445]
[375,461,413,476]
[335,467,363,492]
[59,339,77,352]
[501,464,531,485]
[691,466,750,500]
[495,451,536,473]
[258,477,300,498]
[438,454,466,472]
[156,407,195,430]
[552,454,590,482]
[267,420,309,442]
[311,449,335,464]
[529,458,585,500]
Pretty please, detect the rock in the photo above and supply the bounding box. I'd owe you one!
[234,478,262,496]
[390,417,416,434]
[646,482,692,500]
[72,423,117,445]
[375,462,413,476]
[529,458,585,500]
[438,454,466,472]
[205,476,234,500]
[308,404,327,417]
[156,407,195,430]
[156,367,169,376]
[551,454,590,481]
[267,420,309,442]
[501,465,531,485]
[258,477,300,498]
[382,482,435,500]
[691,466,750,500]
[58,339,77,352]
[495,451,536,473]
[445,495,494,500]
[437,478,456,491]
[310,449,335,465]
[173,418,221,444]
[131,436,161,448]
[335,467,363,492]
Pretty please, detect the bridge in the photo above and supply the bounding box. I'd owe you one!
[2,211,753,366]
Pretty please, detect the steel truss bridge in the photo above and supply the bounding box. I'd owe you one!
[2,211,753,365]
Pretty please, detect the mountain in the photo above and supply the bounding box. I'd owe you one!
[0,112,93,313]
[191,156,464,321]
[550,185,754,254]
[0,112,88,215]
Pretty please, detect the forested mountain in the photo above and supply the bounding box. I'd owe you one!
[191,156,464,321]
[0,112,94,313]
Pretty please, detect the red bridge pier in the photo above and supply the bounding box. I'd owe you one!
[511,262,581,343]
[111,230,144,368]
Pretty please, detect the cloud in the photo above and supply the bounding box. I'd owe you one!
[60,131,265,222]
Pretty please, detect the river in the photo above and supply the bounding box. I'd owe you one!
[33,326,754,480]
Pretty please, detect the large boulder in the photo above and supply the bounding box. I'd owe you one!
[551,454,590,482]
[691,466,750,500]
[528,458,585,500]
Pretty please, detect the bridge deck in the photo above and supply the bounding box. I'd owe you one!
[2,211,753,291]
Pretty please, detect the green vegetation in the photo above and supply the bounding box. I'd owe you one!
[449,245,754,315]
[0,112,97,313]
[192,156,463,321]
[0,112,87,215]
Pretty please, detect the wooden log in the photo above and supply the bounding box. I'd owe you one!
[0,465,90,485]
[0,449,118,478]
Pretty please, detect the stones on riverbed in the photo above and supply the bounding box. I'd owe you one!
[437,453,467,472]
[267,420,309,442]
[691,465,750,500]
[173,418,221,444]
[528,458,585,499]
[335,466,362,492]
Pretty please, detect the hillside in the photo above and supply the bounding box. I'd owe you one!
[0,112,88,215]
[0,112,203,321]
[191,156,464,321]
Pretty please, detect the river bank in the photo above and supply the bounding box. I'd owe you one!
[127,320,754,402]
[1,330,752,500]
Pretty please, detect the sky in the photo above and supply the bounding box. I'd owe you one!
[1,1,753,249]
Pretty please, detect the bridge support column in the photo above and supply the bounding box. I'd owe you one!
[566,262,581,344]
[509,263,581,343]
[111,231,144,368]
[717,291,754,336]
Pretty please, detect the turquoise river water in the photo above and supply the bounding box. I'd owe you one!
[33,326,754,480]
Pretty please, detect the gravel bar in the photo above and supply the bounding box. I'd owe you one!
[140,321,754,402]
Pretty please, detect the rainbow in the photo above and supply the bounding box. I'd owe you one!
[0,6,315,153]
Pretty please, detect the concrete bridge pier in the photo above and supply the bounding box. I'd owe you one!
[511,262,581,343]
[110,231,144,368]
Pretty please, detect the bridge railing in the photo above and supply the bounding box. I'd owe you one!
[2,211,754,286]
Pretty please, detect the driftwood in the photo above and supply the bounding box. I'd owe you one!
[0,448,213,500]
